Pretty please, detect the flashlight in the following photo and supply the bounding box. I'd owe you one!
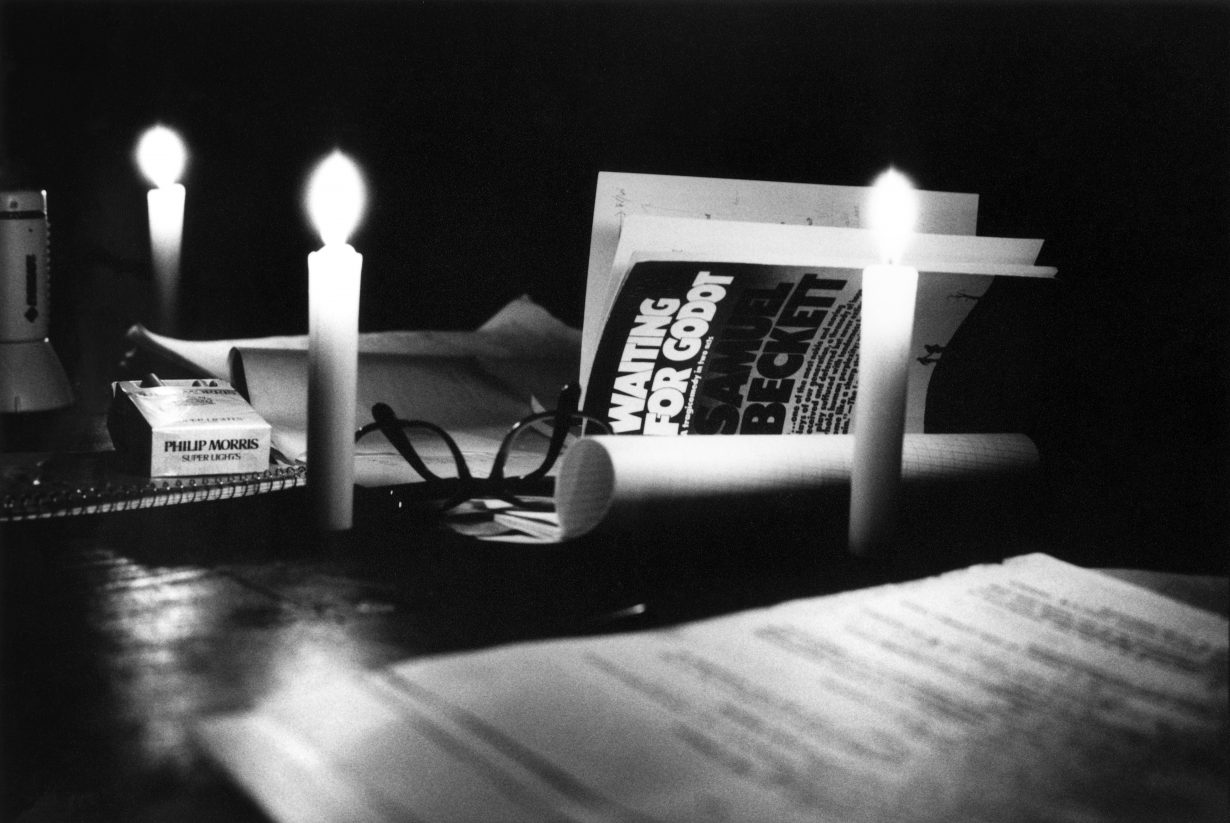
[0,190,73,413]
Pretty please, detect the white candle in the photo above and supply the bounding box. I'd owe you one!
[305,151,367,532]
[849,169,920,555]
[135,125,187,333]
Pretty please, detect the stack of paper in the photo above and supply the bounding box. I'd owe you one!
[196,554,1229,822]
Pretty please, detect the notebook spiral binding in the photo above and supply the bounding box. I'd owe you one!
[1,464,307,522]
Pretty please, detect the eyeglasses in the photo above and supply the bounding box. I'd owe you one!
[354,383,611,510]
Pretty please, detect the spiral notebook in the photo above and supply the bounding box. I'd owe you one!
[0,450,306,522]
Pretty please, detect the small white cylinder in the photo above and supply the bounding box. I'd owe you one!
[307,243,362,531]
[147,183,184,333]
[849,263,918,555]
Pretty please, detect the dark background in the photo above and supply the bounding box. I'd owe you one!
[1,0,1226,571]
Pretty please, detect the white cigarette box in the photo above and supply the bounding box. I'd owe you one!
[107,379,272,476]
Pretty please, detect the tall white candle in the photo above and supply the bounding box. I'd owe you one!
[305,151,366,532]
[135,125,187,333]
[849,169,920,556]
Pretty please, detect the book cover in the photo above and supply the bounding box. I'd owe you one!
[585,259,992,436]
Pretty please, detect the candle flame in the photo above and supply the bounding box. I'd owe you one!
[136,125,187,188]
[306,151,367,246]
[867,168,918,264]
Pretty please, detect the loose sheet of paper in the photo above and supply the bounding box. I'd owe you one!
[198,554,1228,823]
[234,348,534,485]
[126,294,581,383]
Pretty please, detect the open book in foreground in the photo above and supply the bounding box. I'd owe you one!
[196,553,1229,823]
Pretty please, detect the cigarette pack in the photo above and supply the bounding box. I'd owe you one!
[107,379,272,476]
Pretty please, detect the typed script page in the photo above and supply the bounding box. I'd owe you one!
[199,553,1227,822]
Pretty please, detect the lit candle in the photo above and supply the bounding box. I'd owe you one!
[849,168,920,556]
[305,151,366,532]
[135,125,188,333]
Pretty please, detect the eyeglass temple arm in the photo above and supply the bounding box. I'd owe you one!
[364,403,473,482]
[489,383,581,483]
[525,383,582,481]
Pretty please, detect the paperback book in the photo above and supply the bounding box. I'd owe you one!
[582,211,1055,437]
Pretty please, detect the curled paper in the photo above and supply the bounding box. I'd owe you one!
[556,433,1040,541]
